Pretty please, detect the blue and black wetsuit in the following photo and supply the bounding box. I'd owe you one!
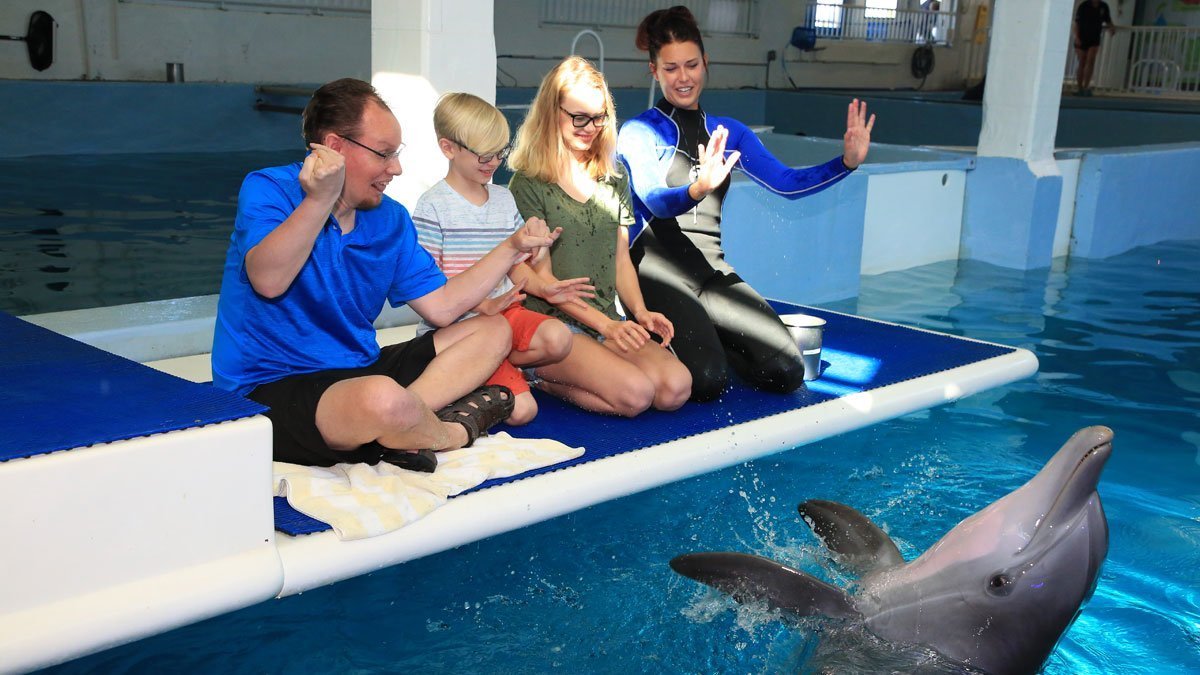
[617,99,851,400]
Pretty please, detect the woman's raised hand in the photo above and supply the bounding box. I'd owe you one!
[842,99,875,170]
[689,125,742,201]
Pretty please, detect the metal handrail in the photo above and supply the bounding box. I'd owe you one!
[570,29,604,73]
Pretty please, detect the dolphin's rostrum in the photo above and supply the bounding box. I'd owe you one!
[671,426,1114,675]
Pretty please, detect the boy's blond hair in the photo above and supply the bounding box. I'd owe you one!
[508,56,619,183]
[433,92,510,154]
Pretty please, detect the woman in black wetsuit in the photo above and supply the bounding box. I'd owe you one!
[617,5,875,401]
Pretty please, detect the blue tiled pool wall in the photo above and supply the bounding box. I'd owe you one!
[3,81,1197,304]
[6,81,1199,158]
[0,81,309,158]
[1070,144,1200,259]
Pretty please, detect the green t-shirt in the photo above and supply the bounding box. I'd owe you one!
[508,168,636,334]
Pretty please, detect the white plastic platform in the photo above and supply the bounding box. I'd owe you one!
[1,299,1037,672]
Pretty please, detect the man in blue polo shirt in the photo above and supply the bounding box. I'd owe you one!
[213,78,555,470]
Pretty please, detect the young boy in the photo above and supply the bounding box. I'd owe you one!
[413,93,593,424]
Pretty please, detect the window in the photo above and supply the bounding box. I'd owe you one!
[864,0,898,21]
[804,0,956,46]
[539,0,759,38]
[812,0,844,32]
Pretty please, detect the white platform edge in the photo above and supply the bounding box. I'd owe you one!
[0,417,281,674]
[275,348,1038,596]
[1,550,282,674]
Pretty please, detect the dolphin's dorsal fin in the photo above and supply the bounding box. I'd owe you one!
[798,500,905,577]
[670,552,860,620]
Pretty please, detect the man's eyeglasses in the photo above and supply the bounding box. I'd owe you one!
[454,140,511,164]
[559,106,609,129]
[341,135,405,162]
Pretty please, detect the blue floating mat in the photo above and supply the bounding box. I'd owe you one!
[274,303,1014,536]
[0,312,266,462]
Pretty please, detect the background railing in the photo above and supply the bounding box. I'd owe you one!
[802,1,956,46]
[1065,25,1200,98]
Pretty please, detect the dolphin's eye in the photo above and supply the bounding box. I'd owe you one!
[986,573,1013,597]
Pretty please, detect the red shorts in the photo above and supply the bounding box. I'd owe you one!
[483,305,554,395]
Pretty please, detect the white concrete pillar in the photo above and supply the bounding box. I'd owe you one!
[976,0,1074,170]
[372,0,495,208]
[962,0,1075,270]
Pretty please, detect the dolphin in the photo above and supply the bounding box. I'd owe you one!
[671,426,1113,675]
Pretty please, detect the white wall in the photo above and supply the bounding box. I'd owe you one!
[1053,157,1080,258]
[861,169,966,275]
[0,0,369,83]
[2,0,992,91]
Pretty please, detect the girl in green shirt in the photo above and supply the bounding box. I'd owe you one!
[508,56,692,416]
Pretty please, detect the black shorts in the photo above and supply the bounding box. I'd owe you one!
[247,332,438,467]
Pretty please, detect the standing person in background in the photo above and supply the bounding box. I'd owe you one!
[414,92,593,426]
[508,56,692,417]
[618,5,874,401]
[1073,0,1115,96]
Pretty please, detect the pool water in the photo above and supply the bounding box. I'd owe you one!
[44,240,1200,673]
[0,151,299,316]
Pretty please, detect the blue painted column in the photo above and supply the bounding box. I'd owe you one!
[961,0,1074,270]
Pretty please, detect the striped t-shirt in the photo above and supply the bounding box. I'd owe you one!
[412,180,524,333]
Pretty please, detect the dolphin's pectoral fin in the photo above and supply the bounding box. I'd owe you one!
[798,500,905,577]
[670,552,861,620]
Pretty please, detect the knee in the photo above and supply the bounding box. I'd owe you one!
[481,313,513,348]
[506,391,538,426]
[688,361,728,403]
[464,314,512,365]
[538,320,574,363]
[654,365,693,411]
[358,376,425,429]
[613,376,655,417]
[751,351,805,394]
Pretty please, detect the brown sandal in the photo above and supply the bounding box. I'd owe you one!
[436,385,515,448]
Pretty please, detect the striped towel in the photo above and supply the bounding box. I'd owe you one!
[273,432,584,540]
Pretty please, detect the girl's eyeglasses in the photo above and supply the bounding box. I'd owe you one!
[559,107,608,129]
